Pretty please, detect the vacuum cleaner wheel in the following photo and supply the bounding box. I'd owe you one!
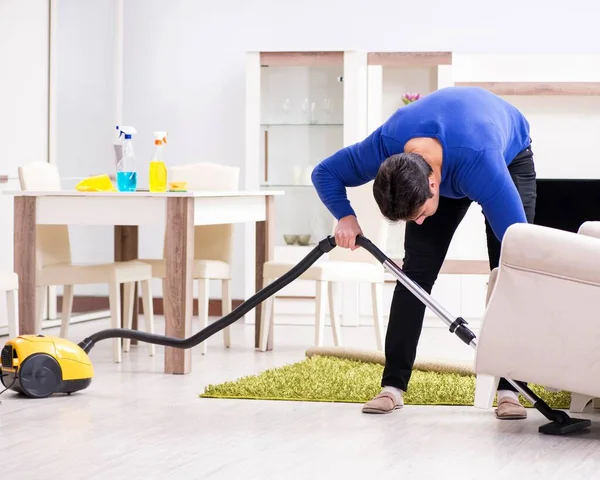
[18,353,62,399]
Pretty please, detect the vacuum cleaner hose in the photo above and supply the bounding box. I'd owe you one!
[77,234,383,353]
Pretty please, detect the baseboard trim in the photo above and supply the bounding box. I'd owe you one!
[57,295,244,317]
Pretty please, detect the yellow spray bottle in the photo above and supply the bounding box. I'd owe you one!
[149,131,168,192]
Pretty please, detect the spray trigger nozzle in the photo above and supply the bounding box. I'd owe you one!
[116,125,138,140]
[153,131,168,145]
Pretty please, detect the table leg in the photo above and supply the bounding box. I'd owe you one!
[14,196,37,335]
[114,225,139,344]
[255,195,274,349]
[164,197,194,374]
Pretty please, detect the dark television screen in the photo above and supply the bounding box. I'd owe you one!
[534,179,600,233]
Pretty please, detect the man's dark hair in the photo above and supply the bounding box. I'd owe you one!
[373,152,433,222]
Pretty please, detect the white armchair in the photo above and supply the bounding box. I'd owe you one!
[561,220,600,412]
[259,182,389,351]
[474,222,600,411]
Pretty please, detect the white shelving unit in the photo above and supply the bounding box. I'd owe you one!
[245,51,369,311]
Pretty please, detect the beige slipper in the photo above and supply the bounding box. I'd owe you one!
[495,396,527,420]
[362,391,403,414]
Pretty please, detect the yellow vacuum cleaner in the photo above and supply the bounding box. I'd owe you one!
[0,235,591,436]
[1,335,93,398]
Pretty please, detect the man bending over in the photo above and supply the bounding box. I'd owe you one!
[311,86,536,420]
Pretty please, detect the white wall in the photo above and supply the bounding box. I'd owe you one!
[501,96,600,179]
[0,0,49,331]
[452,53,600,179]
[50,0,600,302]
[53,0,117,296]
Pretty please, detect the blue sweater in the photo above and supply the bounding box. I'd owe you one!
[311,86,532,241]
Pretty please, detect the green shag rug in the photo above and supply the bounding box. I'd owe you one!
[200,355,571,408]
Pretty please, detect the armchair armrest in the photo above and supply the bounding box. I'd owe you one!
[500,223,600,287]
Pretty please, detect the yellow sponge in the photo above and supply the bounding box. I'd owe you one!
[168,181,187,192]
[75,174,116,192]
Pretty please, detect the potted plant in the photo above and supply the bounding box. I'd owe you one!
[401,92,422,105]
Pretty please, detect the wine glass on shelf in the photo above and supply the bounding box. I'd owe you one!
[282,98,291,124]
[301,98,310,124]
[322,98,332,124]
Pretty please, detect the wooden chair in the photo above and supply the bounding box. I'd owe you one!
[259,182,389,351]
[0,271,18,338]
[137,162,240,355]
[18,162,155,362]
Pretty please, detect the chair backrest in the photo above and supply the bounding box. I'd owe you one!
[328,181,389,264]
[167,162,240,263]
[18,162,71,268]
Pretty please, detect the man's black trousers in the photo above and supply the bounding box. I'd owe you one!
[381,146,537,392]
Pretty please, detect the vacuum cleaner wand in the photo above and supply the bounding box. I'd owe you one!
[77,233,589,436]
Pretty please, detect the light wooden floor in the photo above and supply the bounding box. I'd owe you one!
[2,315,600,479]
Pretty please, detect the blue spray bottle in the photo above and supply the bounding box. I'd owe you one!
[115,125,138,192]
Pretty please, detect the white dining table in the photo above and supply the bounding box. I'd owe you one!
[4,189,283,374]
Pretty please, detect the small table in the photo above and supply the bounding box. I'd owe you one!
[5,189,283,374]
